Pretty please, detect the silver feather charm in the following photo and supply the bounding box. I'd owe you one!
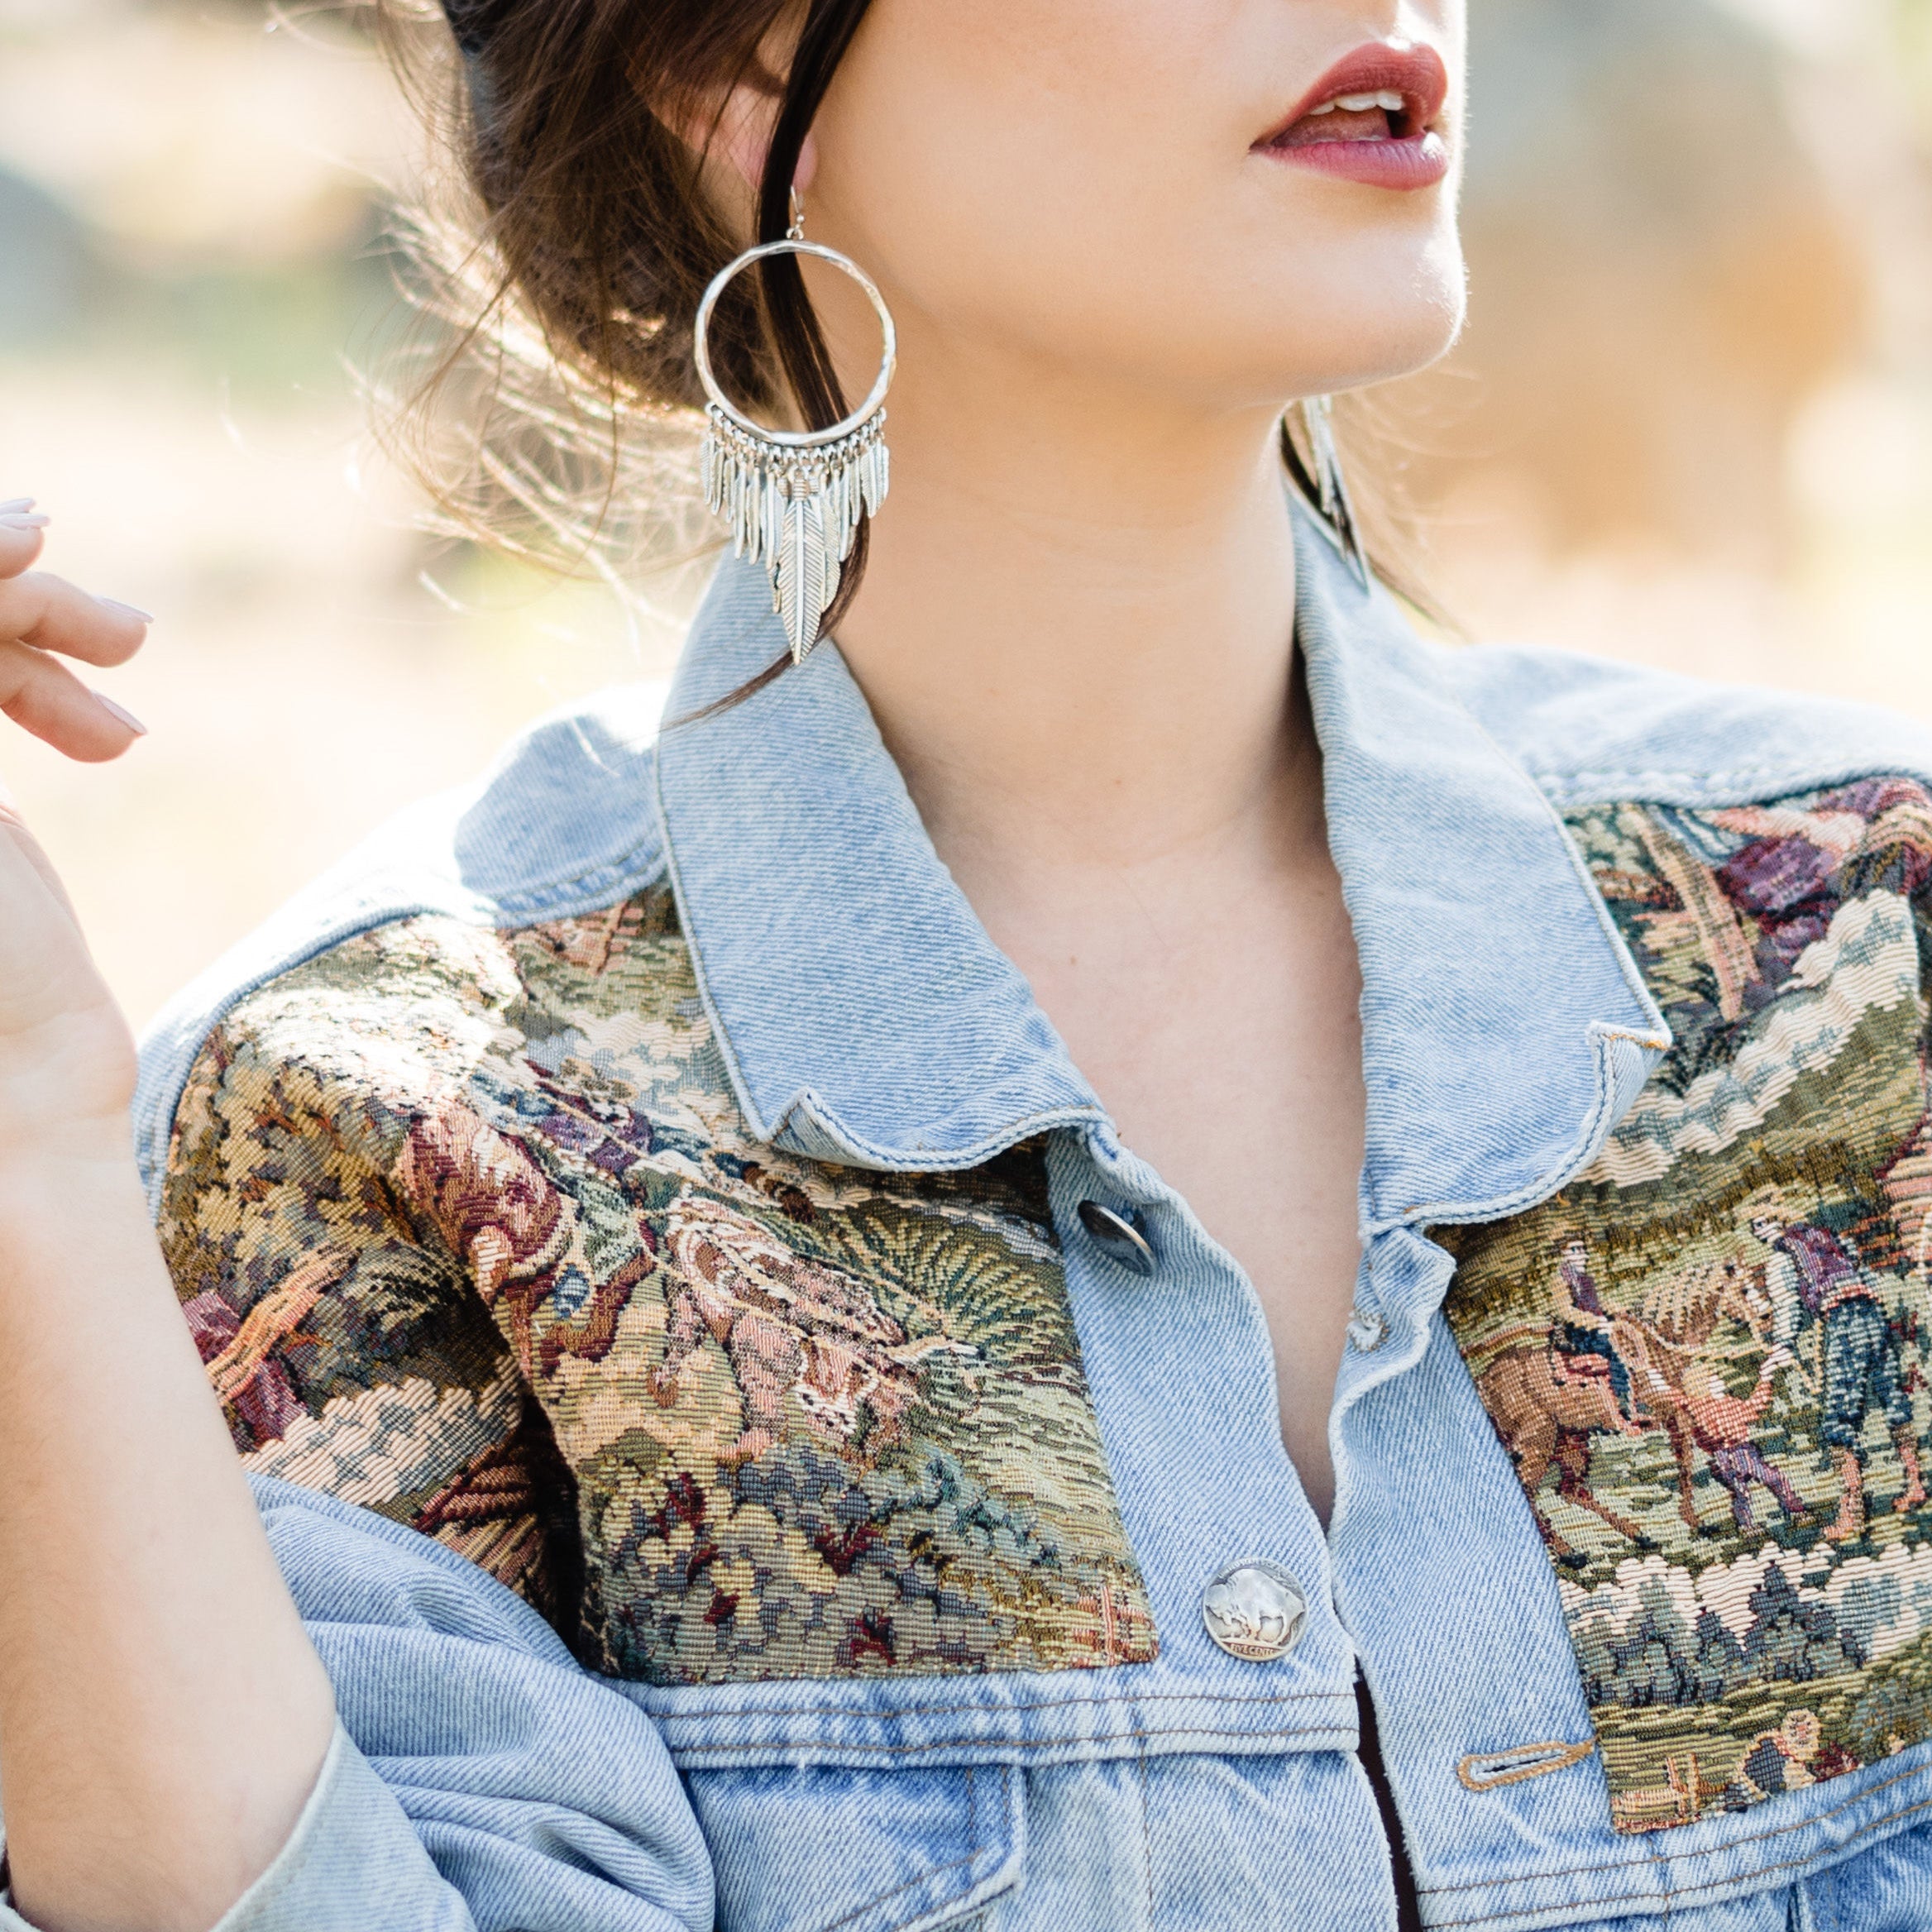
[1296,395,1369,590]
[776,490,837,666]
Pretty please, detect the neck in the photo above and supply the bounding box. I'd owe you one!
[829,345,1309,875]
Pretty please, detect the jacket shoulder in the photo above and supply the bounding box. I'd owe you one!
[1437,640,1932,809]
[134,682,671,1203]
[156,884,694,1625]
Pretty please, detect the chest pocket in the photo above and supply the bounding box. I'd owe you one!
[686,1763,1024,1932]
[1444,786,1932,1836]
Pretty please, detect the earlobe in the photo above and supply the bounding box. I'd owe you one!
[680,77,818,211]
[711,83,777,196]
[714,88,818,208]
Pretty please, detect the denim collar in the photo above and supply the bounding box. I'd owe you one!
[654,505,1669,1227]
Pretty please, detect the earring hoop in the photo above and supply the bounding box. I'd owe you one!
[694,237,897,665]
[1287,395,1370,591]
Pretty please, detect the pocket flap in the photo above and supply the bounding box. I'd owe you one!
[689,1761,1025,1932]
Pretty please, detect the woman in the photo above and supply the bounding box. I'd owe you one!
[2,2,1930,1928]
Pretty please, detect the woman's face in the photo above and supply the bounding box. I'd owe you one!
[806,0,1468,416]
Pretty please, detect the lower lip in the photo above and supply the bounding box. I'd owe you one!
[1260,132,1451,191]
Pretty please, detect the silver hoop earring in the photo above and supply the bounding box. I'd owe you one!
[693,216,897,666]
[1291,395,1370,591]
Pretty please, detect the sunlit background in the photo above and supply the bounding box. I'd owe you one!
[1,0,1930,1026]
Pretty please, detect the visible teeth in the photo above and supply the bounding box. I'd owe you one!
[1307,89,1408,116]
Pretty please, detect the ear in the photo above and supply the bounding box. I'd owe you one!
[709,79,820,207]
[656,62,819,234]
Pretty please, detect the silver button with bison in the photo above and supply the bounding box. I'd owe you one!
[1201,1559,1308,1662]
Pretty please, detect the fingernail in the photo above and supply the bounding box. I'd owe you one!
[0,513,50,530]
[0,498,34,514]
[92,692,148,737]
[98,597,154,624]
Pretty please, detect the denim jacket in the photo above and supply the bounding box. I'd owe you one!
[22,506,1932,1932]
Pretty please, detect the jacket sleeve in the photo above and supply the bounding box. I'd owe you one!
[0,1479,711,1932]
[72,952,716,1932]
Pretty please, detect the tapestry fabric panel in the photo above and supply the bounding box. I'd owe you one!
[159,887,1156,1686]
[1446,779,1932,1831]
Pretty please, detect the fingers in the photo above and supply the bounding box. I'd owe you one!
[0,503,50,581]
[0,503,154,671]
[0,636,146,763]
[0,502,153,761]
[0,570,151,672]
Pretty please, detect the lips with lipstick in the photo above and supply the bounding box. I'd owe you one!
[1256,43,1452,191]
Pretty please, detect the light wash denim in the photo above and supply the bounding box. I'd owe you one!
[9,506,1932,1930]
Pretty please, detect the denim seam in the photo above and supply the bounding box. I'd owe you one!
[651,753,787,1147]
[815,1764,988,1932]
[1136,1755,1155,1930]
[1457,706,1674,1051]
[666,1719,1354,1757]
[1816,1861,1842,1932]
[651,1688,1349,1723]
[1419,1753,1932,1898]
[1544,811,1673,1050]
[768,1093,1112,1176]
[1528,756,1932,811]
[1424,1783,1932,1928]
[1359,704,1673,1226]
[484,842,666,917]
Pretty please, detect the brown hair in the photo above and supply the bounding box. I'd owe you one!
[372,0,875,653]
[373,0,1439,659]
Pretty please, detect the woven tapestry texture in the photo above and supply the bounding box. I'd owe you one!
[157,887,1155,1686]
[1445,777,1932,1831]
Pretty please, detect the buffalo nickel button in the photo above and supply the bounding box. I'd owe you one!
[1076,1200,1157,1276]
[1202,1559,1307,1662]
[1346,1308,1389,1353]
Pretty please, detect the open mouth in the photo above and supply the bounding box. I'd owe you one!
[1255,41,1452,190]
[1282,87,1427,146]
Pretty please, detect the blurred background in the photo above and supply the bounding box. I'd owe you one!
[1,0,1930,1026]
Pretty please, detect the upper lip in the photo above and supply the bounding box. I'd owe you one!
[1256,41,1451,146]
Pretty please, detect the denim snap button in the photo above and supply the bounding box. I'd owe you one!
[1346,1308,1388,1352]
[1202,1560,1307,1662]
[1076,1200,1157,1276]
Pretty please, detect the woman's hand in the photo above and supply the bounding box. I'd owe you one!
[0,500,337,1932]
[0,500,152,1160]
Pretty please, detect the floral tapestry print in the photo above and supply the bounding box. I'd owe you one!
[1445,778,1932,1832]
[158,888,1156,1686]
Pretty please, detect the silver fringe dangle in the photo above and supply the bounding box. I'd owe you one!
[691,225,898,667]
[700,406,890,665]
[1294,395,1370,591]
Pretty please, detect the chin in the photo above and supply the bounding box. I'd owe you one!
[1314,293,1466,395]
[1055,238,1467,417]
[1260,234,1468,399]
